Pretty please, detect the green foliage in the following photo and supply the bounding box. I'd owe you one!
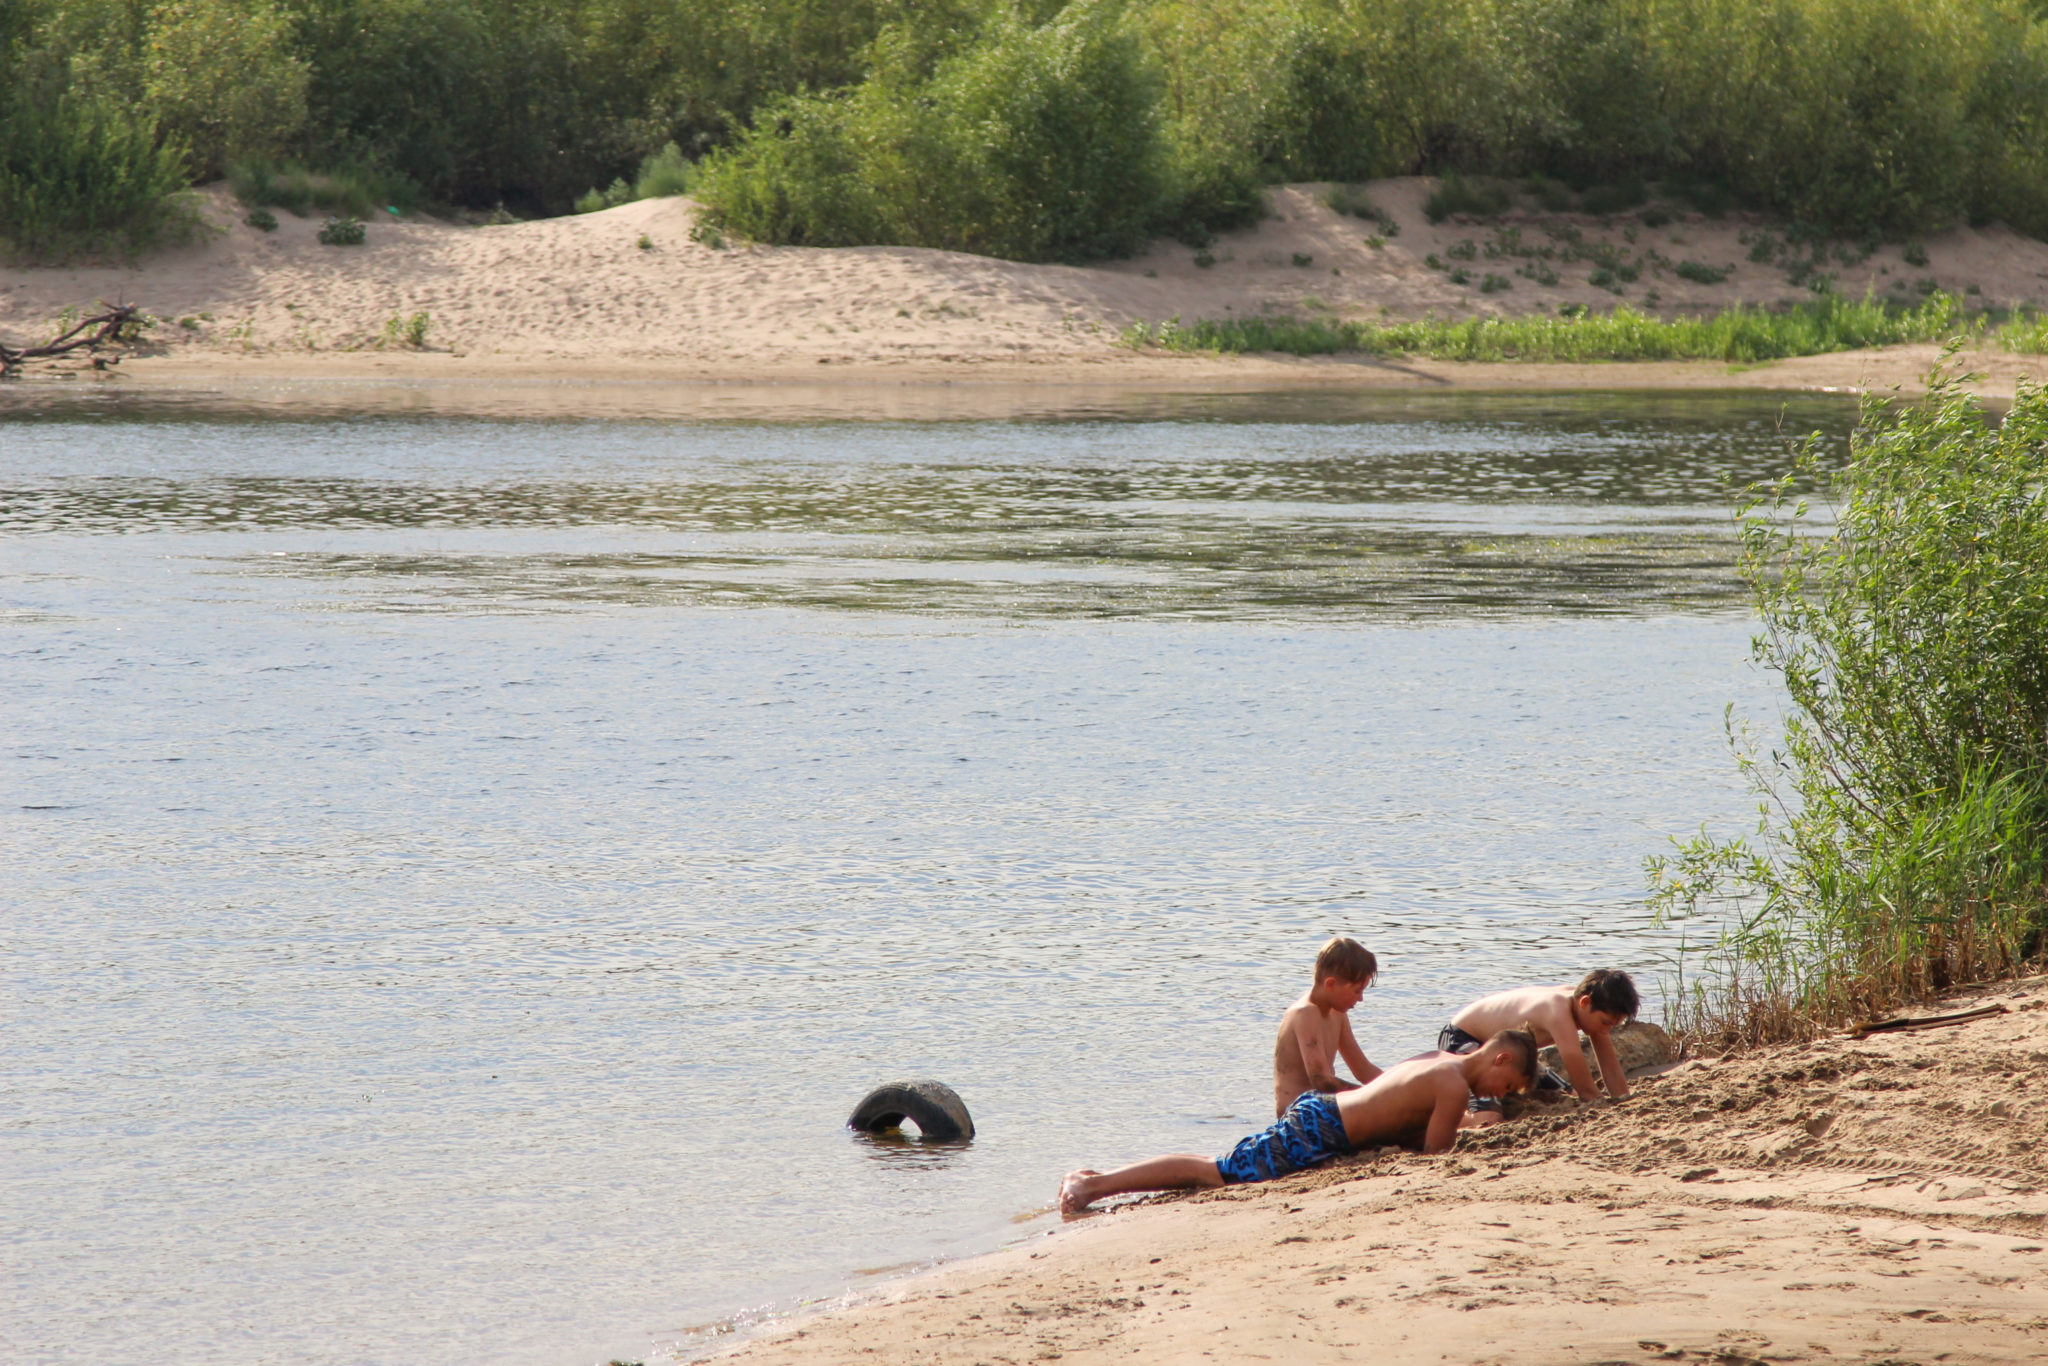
[143,0,307,181]
[1649,370,2048,1046]
[1997,311,2048,353]
[245,207,279,231]
[696,3,1170,261]
[1675,260,1731,284]
[381,310,430,347]
[575,142,695,213]
[318,216,366,245]
[0,92,190,259]
[230,161,418,219]
[5,0,2048,259]
[1424,173,1511,223]
[1124,292,1968,362]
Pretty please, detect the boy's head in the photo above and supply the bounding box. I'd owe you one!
[1315,937,1377,986]
[1472,1027,1540,1098]
[1312,937,1377,1010]
[1573,969,1639,1030]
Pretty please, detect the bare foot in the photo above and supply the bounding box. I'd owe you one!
[1058,1169,1101,1215]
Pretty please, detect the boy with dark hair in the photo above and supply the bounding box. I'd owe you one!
[1439,970,1639,1125]
[1270,936,1381,1117]
[1058,1030,1539,1213]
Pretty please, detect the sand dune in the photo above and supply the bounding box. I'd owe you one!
[715,976,2048,1366]
[4,179,2048,401]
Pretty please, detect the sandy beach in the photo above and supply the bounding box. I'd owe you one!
[716,977,2048,1366]
[5,179,2048,408]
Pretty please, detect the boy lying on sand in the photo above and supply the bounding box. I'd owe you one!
[1439,968,1638,1126]
[1271,936,1382,1116]
[1059,1030,1538,1213]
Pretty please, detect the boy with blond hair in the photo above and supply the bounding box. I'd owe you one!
[1271,936,1382,1116]
[1058,1030,1540,1213]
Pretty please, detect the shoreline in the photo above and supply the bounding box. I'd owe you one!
[707,975,2048,1366]
[5,344,2045,422]
[6,177,2048,418]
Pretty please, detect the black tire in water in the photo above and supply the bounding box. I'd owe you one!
[846,1080,975,1141]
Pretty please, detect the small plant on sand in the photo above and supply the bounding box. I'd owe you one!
[636,234,654,251]
[1903,243,1930,267]
[245,208,278,232]
[318,216,365,246]
[1651,365,2048,1050]
[1292,252,1313,267]
[1675,261,1731,285]
[688,220,726,249]
[380,311,429,348]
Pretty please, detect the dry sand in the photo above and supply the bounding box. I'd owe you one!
[4,179,2048,410]
[714,977,2048,1366]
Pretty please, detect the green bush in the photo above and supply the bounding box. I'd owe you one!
[1650,371,2048,1045]
[697,4,1170,261]
[0,93,190,259]
[318,215,366,245]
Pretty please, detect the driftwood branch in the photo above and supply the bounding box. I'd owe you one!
[0,303,144,376]
[1848,1002,2009,1038]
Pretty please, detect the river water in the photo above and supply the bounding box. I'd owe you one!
[2,387,1851,1366]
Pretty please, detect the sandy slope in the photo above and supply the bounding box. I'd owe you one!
[4,179,2048,402]
[713,977,2048,1366]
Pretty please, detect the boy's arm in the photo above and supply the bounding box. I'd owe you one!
[1422,1075,1468,1154]
[1291,1015,1355,1093]
[1589,1027,1631,1100]
[1337,1015,1381,1085]
[1542,1000,1602,1101]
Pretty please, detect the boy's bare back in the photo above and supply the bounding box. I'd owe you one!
[1272,990,1380,1116]
[1453,984,1577,1047]
[1452,979,1632,1102]
[1330,1053,1473,1153]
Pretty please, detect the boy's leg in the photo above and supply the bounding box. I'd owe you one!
[1060,1154,1222,1214]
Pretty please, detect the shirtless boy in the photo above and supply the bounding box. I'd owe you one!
[1440,969,1638,1125]
[1058,1031,1538,1213]
[1271,936,1381,1117]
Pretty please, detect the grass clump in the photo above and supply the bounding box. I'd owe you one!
[1650,368,2048,1049]
[229,160,416,219]
[1124,292,1967,364]
[317,216,365,246]
[380,310,429,348]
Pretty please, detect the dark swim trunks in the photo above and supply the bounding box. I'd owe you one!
[1215,1090,1353,1184]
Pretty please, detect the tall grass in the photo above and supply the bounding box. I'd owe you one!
[1123,293,1968,364]
[1649,369,2048,1049]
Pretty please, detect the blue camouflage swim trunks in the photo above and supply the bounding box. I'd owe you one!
[1215,1090,1353,1185]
